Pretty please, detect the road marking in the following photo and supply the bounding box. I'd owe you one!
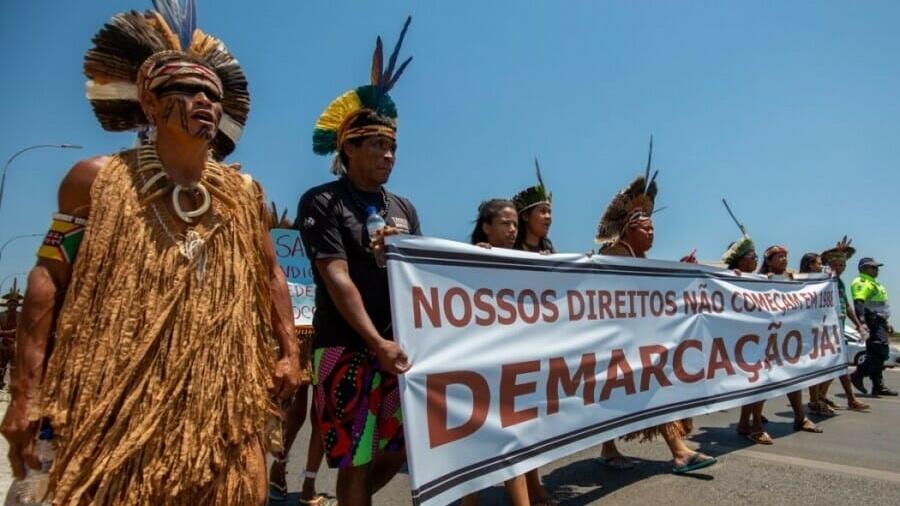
[737,449,900,483]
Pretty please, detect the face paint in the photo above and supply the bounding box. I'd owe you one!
[155,85,223,141]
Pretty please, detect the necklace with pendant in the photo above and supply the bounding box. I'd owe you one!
[137,143,216,280]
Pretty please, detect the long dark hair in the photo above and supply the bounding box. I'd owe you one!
[513,205,554,252]
[471,199,516,245]
[799,252,820,273]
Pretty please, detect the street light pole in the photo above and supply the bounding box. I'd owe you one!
[0,143,82,212]
[0,233,43,264]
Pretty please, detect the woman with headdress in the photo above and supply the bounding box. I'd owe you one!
[513,159,555,254]
[510,163,558,504]
[722,233,774,444]
[759,246,824,433]
[593,140,717,474]
[811,239,871,412]
[460,199,532,506]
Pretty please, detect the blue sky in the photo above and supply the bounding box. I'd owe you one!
[1,1,898,299]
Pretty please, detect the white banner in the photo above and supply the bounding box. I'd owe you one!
[386,236,847,506]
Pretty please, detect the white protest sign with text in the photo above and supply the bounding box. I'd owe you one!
[271,228,316,326]
[386,236,846,506]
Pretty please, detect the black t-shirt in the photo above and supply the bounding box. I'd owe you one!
[296,178,421,350]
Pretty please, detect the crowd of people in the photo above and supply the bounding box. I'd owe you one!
[0,2,894,506]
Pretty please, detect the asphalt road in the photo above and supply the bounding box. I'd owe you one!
[1,370,898,505]
[280,369,900,506]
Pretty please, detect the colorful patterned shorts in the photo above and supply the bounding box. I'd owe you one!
[312,346,404,468]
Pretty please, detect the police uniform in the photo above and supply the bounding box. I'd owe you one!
[850,258,895,395]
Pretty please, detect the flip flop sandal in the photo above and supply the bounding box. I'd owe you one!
[268,483,289,503]
[823,397,839,409]
[596,456,637,470]
[746,431,774,445]
[793,418,823,433]
[672,452,717,474]
[299,496,338,506]
[848,400,871,412]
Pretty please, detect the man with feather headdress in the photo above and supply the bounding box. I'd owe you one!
[296,17,421,506]
[593,139,717,474]
[0,2,300,504]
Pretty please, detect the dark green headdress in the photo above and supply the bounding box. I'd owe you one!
[721,198,755,265]
[512,158,552,214]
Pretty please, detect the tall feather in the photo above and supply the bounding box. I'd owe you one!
[644,135,654,193]
[371,36,384,87]
[152,0,196,51]
[387,57,413,90]
[379,16,413,95]
[384,16,412,85]
[535,157,545,189]
[722,198,747,236]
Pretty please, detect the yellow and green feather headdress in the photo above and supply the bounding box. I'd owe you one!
[312,17,413,164]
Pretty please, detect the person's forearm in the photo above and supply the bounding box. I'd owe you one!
[270,267,299,360]
[853,300,866,325]
[11,268,58,405]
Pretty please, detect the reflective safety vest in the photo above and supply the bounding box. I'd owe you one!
[851,273,891,319]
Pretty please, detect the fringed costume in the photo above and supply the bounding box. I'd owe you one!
[35,2,280,504]
[40,152,279,505]
[597,139,693,443]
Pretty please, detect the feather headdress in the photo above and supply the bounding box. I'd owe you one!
[821,235,856,264]
[595,137,658,245]
[313,17,413,167]
[84,0,249,160]
[720,199,755,265]
[0,279,23,306]
[512,158,552,214]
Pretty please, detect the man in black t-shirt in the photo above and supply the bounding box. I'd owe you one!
[296,17,419,506]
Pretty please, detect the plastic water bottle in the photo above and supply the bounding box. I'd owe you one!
[18,423,54,505]
[365,206,387,267]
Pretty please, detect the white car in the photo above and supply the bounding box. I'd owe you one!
[844,326,900,368]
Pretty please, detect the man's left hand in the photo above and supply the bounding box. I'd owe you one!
[271,356,302,401]
[372,226,401,266]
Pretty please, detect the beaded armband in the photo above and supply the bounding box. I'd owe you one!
[37,213,88,264]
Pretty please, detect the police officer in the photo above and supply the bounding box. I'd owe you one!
[849,257,898,396]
